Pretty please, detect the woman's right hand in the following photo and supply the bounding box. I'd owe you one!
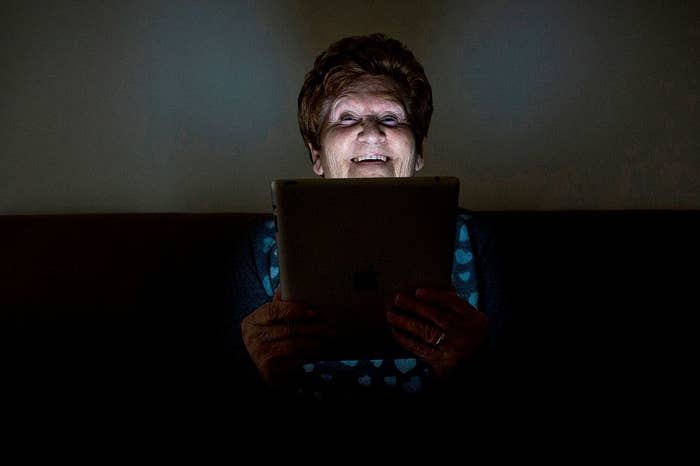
[241,289,335,387]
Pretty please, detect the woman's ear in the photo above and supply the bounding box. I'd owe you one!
[415,138,426,172]
[415,155,424,172]
[308,143,324,176]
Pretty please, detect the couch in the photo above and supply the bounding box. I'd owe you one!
[2,211,697,414]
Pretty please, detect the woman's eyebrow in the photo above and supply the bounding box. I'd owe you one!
[331,98,405,116]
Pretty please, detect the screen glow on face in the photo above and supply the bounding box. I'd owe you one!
[309,75,423,178]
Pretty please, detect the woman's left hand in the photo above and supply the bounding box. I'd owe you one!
[387,288,488,378]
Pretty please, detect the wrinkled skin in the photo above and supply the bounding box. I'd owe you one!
[242,286,488,384]
[241,289,335,387]
[387,288,488,378]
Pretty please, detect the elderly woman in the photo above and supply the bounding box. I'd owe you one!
[236,34,503,400]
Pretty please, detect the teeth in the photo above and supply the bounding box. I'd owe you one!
[352,155,387,162]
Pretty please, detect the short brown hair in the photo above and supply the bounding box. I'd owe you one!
[298,33,433,159]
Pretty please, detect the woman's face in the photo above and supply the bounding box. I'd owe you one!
[309,75,424,178]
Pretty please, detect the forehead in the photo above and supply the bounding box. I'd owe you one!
[329,75,405,112]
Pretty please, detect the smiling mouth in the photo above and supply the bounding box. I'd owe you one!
[351,155,390,163]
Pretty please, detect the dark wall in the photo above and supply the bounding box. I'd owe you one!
[2,0,698,213]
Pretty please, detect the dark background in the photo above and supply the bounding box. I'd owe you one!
[2,0,698,214]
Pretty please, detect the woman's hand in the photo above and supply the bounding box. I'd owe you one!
[387,288,488,378]
[241,289,335,387]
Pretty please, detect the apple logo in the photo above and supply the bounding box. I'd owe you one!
[353,265,379,291]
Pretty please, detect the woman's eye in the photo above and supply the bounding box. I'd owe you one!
[381,115,399,125]
[339,114,357,124]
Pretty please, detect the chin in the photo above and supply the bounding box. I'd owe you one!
[360,172,392,178]
[347,167,395,178]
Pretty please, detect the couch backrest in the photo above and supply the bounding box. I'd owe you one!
[2,211,697,409]
[1,213,263,311]
[3,210,697,322]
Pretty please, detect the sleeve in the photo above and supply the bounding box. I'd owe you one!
[431,210,510,405]
[467,212,508,355]
[225,218,276,396]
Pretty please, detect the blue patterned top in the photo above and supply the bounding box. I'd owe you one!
[249,213,480,400]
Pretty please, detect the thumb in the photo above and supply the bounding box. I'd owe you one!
[273,287,282,302]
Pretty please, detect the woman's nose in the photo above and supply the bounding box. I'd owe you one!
[357,117,386,144]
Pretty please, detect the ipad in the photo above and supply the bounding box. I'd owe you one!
[271,176,460,359]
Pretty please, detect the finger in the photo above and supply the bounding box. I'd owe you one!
[258,339,327,385]
[273,287,303,304]
[393,293,449,329]
[387,309,443,346]
[390,328,442,360]
[415,288,475,315]
[244,301,318,326]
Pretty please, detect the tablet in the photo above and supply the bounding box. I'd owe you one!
[271,176,460,358]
